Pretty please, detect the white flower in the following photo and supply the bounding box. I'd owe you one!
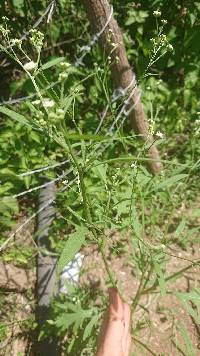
[160,34,167,43]
[32,100,40,105]
[62,179,68,185]
[167,44,173,51]
[131,162,137,169]
[23,60,37,72]
[155,131,164,139]
[56,108,64,116]
[42,98,55,108]
[11,38,22,47]
[156,79,162,86]
[60,61,71,69]
[153,10,161,17]
[161,19,167,24]
[59,72,68,81]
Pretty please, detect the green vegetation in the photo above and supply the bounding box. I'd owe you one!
[0,1,200,354]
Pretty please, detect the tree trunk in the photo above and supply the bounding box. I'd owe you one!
[82,0,162,174]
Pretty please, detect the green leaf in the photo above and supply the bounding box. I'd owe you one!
[93,160,107,183]
[83,314,99,341]
[12,0,24,8]
[55,304,92,332]
[0,197,18,214]
[56,226,88,276]
[174,219,186,238]
[39,57,66,71]
[153,261,166,296]
[56,313,79,330]
[152,174,188,191]
[0,106,33,128]
[175,289,200,325]
[179,324,196,356]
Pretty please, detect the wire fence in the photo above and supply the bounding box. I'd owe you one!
[0,1,141,255]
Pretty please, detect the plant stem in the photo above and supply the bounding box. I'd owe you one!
[64,135,116,288]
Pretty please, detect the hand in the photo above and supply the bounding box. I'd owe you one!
[96,288,131,356]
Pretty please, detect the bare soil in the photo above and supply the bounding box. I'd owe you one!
[80,230,200,355]
[0,218,35,356]
[1,206,200,355]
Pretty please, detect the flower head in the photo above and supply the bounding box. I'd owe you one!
[30,29,44,52]
[59,72,68,81]
[155,131,164,139]
[10,38,22,47]
[24,60,37,72]
[167,44,173,51]
[42,98,55,108]
[60,61,71,69]
[32,100,40,105]
[153,10,161,17]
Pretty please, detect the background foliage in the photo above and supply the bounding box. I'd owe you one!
[0,0,200,354]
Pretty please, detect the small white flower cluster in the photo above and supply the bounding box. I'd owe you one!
[131,162,137,169]
[32,99,41,105]
[30,29,44,52]
[60,61,71,69]
[2,16,9,21]
[160,34,167,44]
[62,179,69,185]
[59,72,69,81]
[153,10,161,18]
[150,34,173,52]
[24,60,37,72]
[0,24,10,36]
[43,98,55,108]
[107,55,112,64]
[58,61,71,81]
[155,131,164,139]
[107,28,114,43]
[10,38,22,48]
[112,171,120,186]
[149,117,155,135]
[37,117,48,129]
[32,98,55,108]
[167,44,173,51]
[156,79,162,86]
[48,108,65,124]
[150,12,173,53]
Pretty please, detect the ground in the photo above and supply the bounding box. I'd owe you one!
[0,203,200,355]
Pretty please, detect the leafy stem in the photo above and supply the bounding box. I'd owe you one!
[63,132,117,289]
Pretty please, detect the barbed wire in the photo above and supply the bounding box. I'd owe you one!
[0,5,113,106]
[13,170,70,198]
[17,158,70,177]
[0,2,145,254]
[0,180,71,252]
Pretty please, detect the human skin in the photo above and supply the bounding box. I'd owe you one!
[96,288,131,356]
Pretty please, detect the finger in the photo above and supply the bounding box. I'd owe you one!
[97,289,123,349]
[108,288,124,320]
[122,303,131,355]
[123,303,131,336]
[124,332,131,356]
